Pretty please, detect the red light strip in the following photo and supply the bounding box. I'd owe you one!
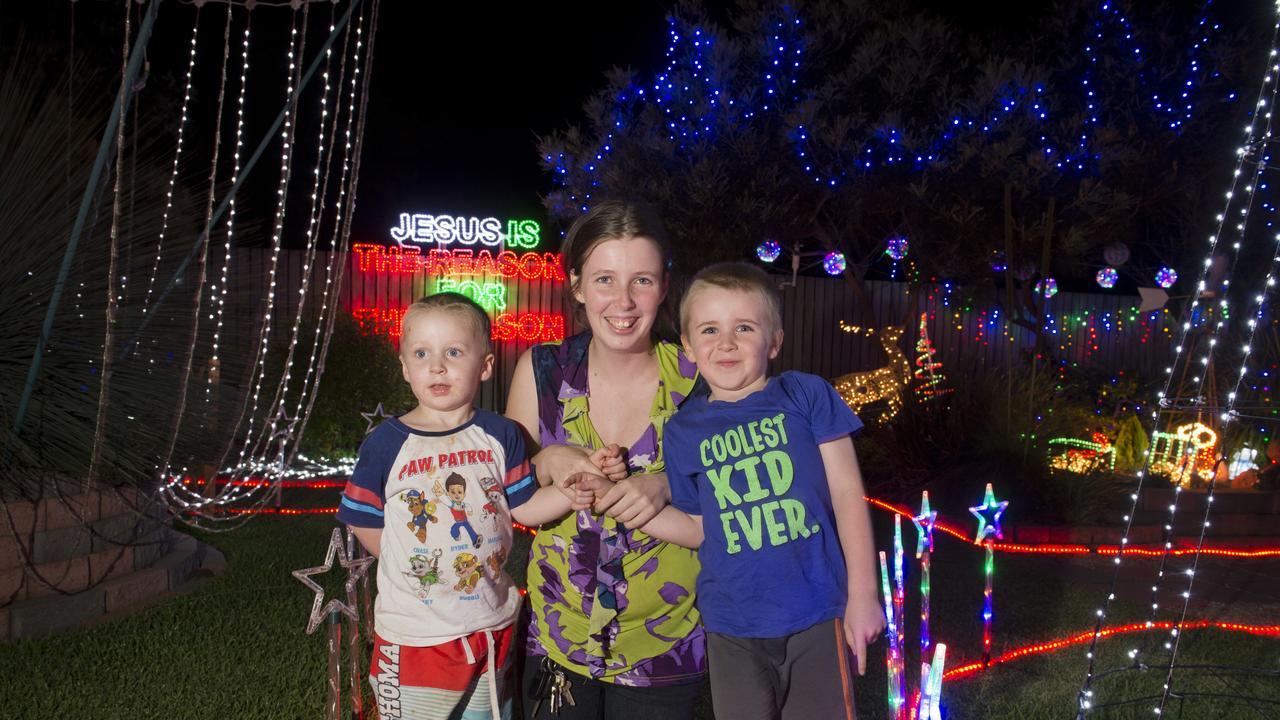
[864,497,1280,558]
[176,477,347,489]
[942,621,1280,682]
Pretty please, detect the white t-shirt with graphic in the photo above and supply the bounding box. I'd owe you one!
[338,410,535,647]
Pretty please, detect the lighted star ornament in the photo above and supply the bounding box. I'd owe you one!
[911,491,938,558]
[969,483,1008,543]
[360,403,394,435]
[292,527,375,635]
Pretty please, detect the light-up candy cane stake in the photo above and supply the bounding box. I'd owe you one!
[969,483,1008,667]
[879,551,905,720]
[911,491,938,656]
[918,643,948,720]
[892,515,908,713]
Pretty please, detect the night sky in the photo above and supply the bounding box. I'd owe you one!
[0,0,670,246]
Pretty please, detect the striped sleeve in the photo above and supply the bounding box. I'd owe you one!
[336,423,401,528]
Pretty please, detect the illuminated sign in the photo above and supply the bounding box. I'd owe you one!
[389,213,541,249]
[350,210,567,344]
[351,244,564,281]
[352,307,564,343]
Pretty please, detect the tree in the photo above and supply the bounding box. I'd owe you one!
[539,0,1262,343]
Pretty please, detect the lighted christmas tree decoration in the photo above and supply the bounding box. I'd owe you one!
[1156,266,1179,288]
[970,483,1007,666]
[1096,267,1119,289]
[756,239,782,263]
[886,235,909,261]
[823,251,846,275]
[913,313,952,401]
[1034,277,1059,298]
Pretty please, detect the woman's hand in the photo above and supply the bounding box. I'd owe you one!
[593,473,671,528]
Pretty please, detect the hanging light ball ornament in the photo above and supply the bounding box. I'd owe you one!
[886,236,909,261]
[1103,242,1130,267]
[1096,267,1118,289]
[1034,277,1059,298]
[756,240,782,263]
[989,250,1008,273]
[1156,267,1178,289]
[823,252,847,276]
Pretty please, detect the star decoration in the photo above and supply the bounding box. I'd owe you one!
[911,490,938,558]
[360,403,394,435]
[292,527,375,635]
[969,483,1008,543]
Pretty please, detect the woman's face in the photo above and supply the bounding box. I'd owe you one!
[572,236,667,354]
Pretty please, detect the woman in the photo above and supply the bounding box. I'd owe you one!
[506,200,705,719]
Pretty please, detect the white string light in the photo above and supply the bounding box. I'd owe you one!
[1077,9,1280,716]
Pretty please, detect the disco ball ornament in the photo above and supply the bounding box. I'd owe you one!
[1103,242,1130,267]
[1156,267,1178,289]
[1096,267,1118,289]
[1034,277,1059,298]
[885,236,909,262]
[756,240,782,263]
[823,252,847,276]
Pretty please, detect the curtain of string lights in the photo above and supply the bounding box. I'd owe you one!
[5,0,382,532]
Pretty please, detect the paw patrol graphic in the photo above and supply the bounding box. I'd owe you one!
[479,477,502,521]
[438,472,482,549]
[485,547,508,581]
[403,549,445,598]
[401,489,439,544]
[452,552,482,593]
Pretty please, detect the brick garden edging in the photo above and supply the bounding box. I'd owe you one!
[0,485,224,641]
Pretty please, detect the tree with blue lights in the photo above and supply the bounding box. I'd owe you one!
[540,0,1259,337]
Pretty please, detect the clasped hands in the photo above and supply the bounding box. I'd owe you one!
[547,444,669,527]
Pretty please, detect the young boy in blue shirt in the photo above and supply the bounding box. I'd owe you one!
[574,262,884,719]
[338,292,587,720]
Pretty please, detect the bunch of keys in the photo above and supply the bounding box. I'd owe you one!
[531,657,576,717]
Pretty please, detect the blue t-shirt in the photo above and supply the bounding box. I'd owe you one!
[666,371,863,638]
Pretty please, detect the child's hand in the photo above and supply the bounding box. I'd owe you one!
[843,591,886,676]
[562,473,614,511]
[587,443,629,482]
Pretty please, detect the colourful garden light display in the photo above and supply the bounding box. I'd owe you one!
[893,515,908,710]
[756,239,782,262]
[913,313,952,401]
[1155,266,1179,288]
[1047,432,1116,473]
[969,483,1007,666]
[1096,267,1118,289]
[1148,421,1219,485]
[823,251,847,275]
[1034,277,1059,298]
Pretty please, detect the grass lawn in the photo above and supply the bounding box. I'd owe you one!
[0,493,1275,719]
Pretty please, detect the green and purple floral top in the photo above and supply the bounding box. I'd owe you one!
[524,331,706,686]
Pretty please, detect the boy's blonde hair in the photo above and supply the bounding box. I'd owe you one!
[679,261,783,337]
[401,292,492,351]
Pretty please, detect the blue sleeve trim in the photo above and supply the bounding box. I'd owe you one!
[339,496,384,519]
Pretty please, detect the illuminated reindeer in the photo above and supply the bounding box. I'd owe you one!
[831,323,912,420]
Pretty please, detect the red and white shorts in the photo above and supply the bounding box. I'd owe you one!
[368,623,515,720]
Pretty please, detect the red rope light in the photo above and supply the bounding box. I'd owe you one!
[864,497,1280,558]
[943,621,1280,682]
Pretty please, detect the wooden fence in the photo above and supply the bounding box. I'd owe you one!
[224,247,1173,412]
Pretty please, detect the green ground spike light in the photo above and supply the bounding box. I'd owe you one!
[969,483,1008,667]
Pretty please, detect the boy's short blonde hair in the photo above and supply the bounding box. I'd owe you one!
[679,261,783,337]
[401,292,492,351]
